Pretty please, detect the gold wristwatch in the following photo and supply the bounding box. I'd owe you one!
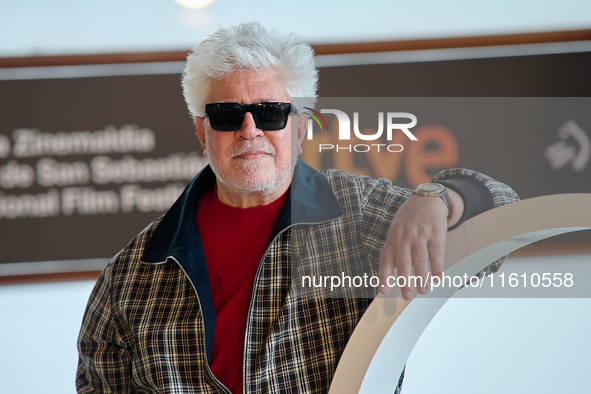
[413,183,452,219]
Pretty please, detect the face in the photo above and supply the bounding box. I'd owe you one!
[195,69,306,199]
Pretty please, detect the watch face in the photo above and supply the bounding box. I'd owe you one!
[417,183,445,194]
[420,184,442,192]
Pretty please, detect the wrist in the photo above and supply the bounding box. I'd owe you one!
[413,183,452,219]
[413,183,464,228]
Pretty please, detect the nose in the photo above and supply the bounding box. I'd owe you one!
[236,112,264,140]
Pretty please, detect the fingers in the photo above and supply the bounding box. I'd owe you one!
[379,229,413,296]
[379,225,447,300]
[411,242,430,295]
[378,194,450,299]
[428,236,446,280]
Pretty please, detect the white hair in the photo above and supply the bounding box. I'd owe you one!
[181,21,318,118]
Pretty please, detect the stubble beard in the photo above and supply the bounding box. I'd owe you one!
[206,137,297,196]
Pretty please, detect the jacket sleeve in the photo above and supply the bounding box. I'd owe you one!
[432,168,521,230]
[76,259,133,393]
[432,168,520,276]
[358,168,519,275]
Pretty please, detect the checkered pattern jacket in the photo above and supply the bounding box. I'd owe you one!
[76,160,519,393]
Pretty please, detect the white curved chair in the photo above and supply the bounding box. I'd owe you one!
[329,194,591,394]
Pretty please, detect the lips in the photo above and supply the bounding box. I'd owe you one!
[235,150,271,159]
[230,141,276,159]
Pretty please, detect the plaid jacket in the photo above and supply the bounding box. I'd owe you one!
[76,160,519,393]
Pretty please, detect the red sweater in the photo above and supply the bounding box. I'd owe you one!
[196,187,287,393]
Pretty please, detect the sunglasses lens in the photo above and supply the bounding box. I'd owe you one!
[206,104,243,131]
[205,103,292,131]
[255,104,290,131]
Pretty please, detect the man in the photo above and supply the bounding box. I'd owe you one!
[76,22,519,393]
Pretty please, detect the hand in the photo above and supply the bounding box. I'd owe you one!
[378,189,463,299]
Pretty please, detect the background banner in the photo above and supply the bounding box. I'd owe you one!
[1,51,590,264]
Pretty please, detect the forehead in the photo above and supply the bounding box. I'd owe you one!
[208,69,290,104]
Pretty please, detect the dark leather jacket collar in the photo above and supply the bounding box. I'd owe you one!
[142,159,343,264]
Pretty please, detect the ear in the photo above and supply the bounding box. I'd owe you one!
[295,114,307,155]
[195,116,207,156]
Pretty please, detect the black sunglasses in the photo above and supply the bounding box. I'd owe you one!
[204,102,295,131]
